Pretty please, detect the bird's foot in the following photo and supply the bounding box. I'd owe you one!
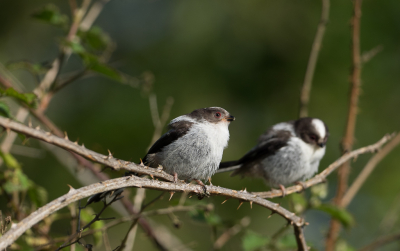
[208,177,213,186]
[294,181,307,192]
[194,179,210,200]
[173,172,178,183]
[278,184,287,198]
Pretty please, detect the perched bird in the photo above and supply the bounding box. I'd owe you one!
[87,107,234,205]
[144,107,235,186]
[218,117,328,195]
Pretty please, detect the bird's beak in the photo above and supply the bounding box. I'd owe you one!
[225,115,235,122]
[317,142,325,148]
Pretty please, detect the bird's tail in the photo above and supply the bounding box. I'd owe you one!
[217,160,241,173]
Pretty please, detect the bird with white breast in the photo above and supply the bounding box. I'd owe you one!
[144,107,235,187]
[218,117,328,196]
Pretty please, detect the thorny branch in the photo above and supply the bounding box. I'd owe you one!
[326,0,363,249]
[299,0,330,118]
[0,118,394,251]
[0,174,307,250]
[252,134,394,198]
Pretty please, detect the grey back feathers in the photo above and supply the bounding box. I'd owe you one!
[144,107,234,181]
[219,117,328,187]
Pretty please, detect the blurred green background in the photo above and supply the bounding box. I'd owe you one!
[0,0,399,250]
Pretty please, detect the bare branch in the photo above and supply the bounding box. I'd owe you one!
[359,232,400,251]
[342,133,400,207]
[253,134,394,198]
[213,217,250,250]
[326,0,363,249]
[298,0,330,118]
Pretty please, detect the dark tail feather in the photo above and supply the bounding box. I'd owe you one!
[219,160,239,168]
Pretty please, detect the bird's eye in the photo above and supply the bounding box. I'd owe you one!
[215,112,221,118]
[309,135,317,141]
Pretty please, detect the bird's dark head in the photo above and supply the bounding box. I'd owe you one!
[295,117,329,148]
[188,107,235,124]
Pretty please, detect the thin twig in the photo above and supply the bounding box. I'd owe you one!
[148,96,174,149]
[358,232,400,251]
[326,0,363,249]
[342,133,400,207]
[213,217,251,250]
[252,134,394,198]
[299,0,330,118]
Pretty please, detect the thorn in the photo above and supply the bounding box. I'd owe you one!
[28,119,32,127]
[64,131,69,140]
[67,184,75,193]
[290,221,294,225]
[268,211,276,219]
[140,159,144,166]
[305,222,309,226]
[237,201,244,210]
[150,174,154,179]
[169,192,175,201]
[82,144,85,148]
[108,149,113,159]
[74,141,78,145]
[35,125,40,130]
[46,132,51,136]
[221,198,229,204]
[243,188,247,193]
[249,201,253,209]
[189,195,193,198]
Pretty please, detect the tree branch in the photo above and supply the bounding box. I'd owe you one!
[252,134,394,198]
[0,175,306,250]
[342,133,400,207]
[359,232,400,251]
[326,0,363,249]
[298,0,330,118]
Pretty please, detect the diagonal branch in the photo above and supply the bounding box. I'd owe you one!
[252,134,394,198]
[342,133,400,207]
[299,0,330,118]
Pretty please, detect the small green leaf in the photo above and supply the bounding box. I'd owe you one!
[242,230,270,251]
[290,193,307,213]
[32,4,69,27]
[188,209,221,226]
[79,26,111,51]
[0,102,11,118]
[28,185,48,207]
[314,204,354,228]
[275,235,297,249]
[0,88,37,108]
[0,152,21,169]
[92,220,104,245]
[80,53,123,82]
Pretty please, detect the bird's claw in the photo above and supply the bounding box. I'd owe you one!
[194,179,210,200]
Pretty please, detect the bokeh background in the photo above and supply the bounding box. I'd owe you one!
[0,0,399,250]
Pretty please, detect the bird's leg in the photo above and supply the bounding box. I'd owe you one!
[294,181,307,192]
[208,177,213,186]
[193,179,209,199]
[173,172,178,183]
[278,184,287,197]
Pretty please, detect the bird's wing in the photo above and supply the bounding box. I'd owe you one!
[143,120,194,162]
[218,129,291,171]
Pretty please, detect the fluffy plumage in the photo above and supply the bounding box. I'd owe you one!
[218,117,328,188]
[144,107,234,181]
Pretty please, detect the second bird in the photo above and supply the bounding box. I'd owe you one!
[218,117,328,195]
